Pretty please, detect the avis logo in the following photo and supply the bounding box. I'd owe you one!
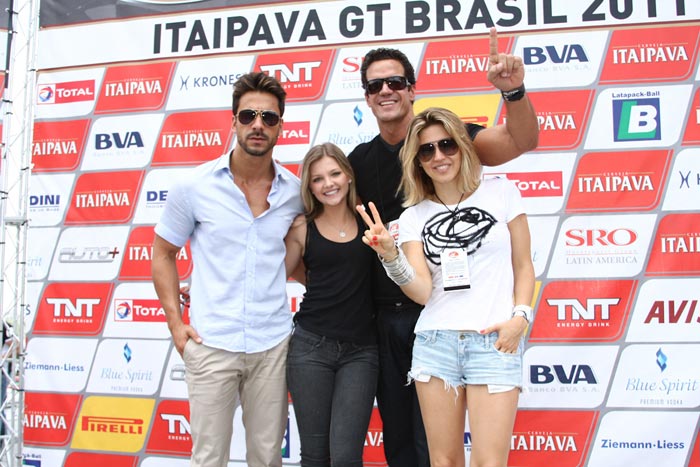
[613,98,661,142]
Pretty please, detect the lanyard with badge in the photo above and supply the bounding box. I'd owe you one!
[435,193,471,291]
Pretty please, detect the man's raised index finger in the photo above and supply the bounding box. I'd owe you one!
[489,27,499,63]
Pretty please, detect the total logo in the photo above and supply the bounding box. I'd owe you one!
[37,80,95,105]
[114,299,166,322]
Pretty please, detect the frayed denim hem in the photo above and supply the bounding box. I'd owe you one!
[407,368,462,399]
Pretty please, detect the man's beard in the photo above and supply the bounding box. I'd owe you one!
[239,134,275,157]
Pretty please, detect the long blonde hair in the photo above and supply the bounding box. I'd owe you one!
[300,143,358,220]
[399,107,482,206]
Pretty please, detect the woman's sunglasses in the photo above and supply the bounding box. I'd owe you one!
[364,76,409,95]
[416,138,459,163]
[236,109,281,127]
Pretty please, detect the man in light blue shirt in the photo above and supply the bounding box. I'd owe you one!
[152,71,302,467]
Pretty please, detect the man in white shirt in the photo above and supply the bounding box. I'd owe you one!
[152,71,303,467]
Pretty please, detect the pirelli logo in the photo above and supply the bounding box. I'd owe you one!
[81,415,144,434]
[71,396,154,453]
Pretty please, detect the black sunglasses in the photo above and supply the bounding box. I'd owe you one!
[236,109,281,127]
[364,76,410,95]
[417,138,459,163]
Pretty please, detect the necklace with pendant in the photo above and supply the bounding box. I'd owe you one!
[324,213,351,238]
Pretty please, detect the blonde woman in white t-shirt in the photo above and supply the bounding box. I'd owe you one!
[357,107,535,467]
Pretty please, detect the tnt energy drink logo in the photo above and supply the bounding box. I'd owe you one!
[613,95,661,142]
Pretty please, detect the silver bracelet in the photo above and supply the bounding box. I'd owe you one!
[379,247,415,286]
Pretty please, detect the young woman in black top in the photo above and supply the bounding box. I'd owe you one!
[284,142,377,467]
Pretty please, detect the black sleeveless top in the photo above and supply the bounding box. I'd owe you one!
[294,216,376,345]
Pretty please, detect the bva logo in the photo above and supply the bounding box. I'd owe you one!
[613,98,661,142]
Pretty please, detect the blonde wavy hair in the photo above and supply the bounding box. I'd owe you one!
[399,107,482,207]
[300,142,358,221]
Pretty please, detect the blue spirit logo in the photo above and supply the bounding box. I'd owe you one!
[655,348,667,372]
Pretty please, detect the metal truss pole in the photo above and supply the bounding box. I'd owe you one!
[0,0,39,466]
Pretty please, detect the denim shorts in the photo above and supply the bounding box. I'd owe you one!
[409,330,523,393]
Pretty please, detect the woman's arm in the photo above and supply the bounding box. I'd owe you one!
[480,213,535,352]
[509,214,535,310]
[284,215,307,284]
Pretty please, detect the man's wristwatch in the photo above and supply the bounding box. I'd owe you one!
[511,304,533,323]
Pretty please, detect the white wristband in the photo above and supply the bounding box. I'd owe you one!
[512,304,532,323]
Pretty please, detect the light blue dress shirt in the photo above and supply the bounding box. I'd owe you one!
[155,152,303,353]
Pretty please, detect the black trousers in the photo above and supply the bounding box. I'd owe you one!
[375,302,430,467]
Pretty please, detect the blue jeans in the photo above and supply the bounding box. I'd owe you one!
[287,325,379,467]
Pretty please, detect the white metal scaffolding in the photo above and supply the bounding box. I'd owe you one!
[1,0,39,466]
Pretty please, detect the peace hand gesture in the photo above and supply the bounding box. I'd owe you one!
[356,202,398,259]
[486,27,525,92]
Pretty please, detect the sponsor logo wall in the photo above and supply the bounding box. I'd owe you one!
[22,1,700,466]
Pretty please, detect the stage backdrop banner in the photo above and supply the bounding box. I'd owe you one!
[21,1,700,466]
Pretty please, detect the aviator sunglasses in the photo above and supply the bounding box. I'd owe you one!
[364,76,410,95]
[236,109,281,127]
[417,138,459,163]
